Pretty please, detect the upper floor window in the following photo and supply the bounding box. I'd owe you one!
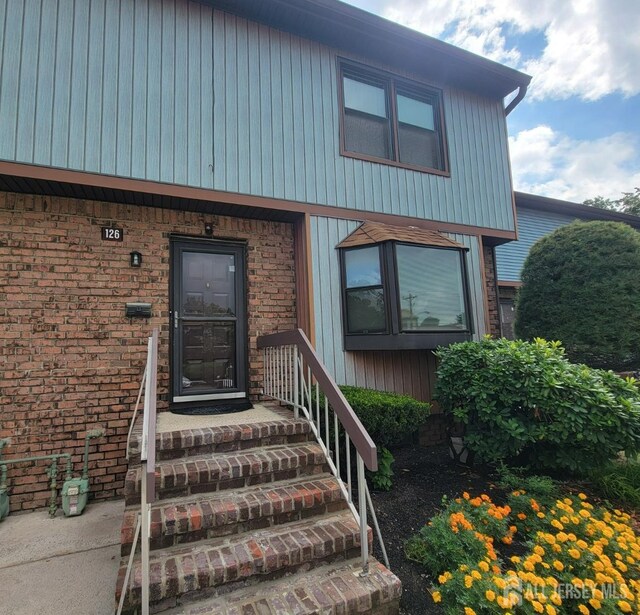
[339,61,449,175]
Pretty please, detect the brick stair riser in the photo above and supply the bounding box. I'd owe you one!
[128,422,311,464]
[176,560,402,615]
[121,480,348,556]
[156,433,311,462]
[124,449,328,506]
[116,525,373,614]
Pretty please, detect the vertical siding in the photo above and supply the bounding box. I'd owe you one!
[496,207,581,282]
[310,216,487,398]
[0,0,514,232]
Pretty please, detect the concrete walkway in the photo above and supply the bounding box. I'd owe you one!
[0,499,123,615]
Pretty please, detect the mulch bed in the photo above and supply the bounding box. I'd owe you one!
[369,444,498,615]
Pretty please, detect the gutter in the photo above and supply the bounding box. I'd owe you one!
[505,85,528,115]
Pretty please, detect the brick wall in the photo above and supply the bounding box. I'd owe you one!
[0,191,296,512]
[483,244,501,338]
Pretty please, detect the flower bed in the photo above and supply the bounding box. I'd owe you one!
[407,489,640,614]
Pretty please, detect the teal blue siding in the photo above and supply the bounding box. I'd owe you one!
[0,0,515,231]
[309,216,486,385]
[496,206,580,282]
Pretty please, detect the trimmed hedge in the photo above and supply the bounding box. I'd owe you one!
[515,220,640,370]
[434,337,640,472]
[339,385,431,448]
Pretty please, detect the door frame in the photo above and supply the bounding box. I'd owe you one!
[169,235,249,405]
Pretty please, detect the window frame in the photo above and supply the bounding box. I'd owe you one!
[339,241,473,351]
[338,59,450,177]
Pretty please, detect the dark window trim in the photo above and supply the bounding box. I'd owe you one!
[339,241,473,351]
[338,58,451,177]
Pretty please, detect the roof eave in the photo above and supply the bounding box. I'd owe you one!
[515,191,640,228]
[205,0,532,99]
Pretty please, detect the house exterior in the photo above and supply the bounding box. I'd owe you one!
[496,192,640,338]
[0,0,530,514]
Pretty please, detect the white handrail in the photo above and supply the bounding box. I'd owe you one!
[258,329,390,575]
[119,329,159,615]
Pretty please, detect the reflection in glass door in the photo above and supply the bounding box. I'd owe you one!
[171,240,246,403]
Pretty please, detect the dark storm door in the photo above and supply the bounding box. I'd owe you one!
[171,239,247,403]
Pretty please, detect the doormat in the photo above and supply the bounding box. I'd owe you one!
[170,400,253,416]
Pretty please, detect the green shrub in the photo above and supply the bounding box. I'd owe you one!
[434,337,640,472]
[370,447,394,491]
[515,220,640,370]
[587,459,640,508]
[339,385,430,448]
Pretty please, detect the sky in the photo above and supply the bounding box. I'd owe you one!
[344,0,640,203]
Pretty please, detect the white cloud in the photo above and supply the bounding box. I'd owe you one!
[365,0,640,102]
[509,125,640,201]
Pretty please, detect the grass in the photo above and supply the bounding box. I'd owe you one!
[587,458,640,508]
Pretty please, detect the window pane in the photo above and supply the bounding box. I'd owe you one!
[344,77,387,118]
[182,252,236,316]
[343,75,392,160]
[397,92,442,169]
[396,245,468,331]
[346,288,386,334]
[182,322,236,391]
[344,246,381,288]
[397,94,434,130]
[398,124,440,168]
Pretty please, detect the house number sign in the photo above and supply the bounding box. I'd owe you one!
[101,227,124,241]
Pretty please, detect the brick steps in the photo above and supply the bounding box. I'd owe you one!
[128,417,312,464]
[166,558,402,615]
[115,510,371,614]
[124,444,328,505]
[116,413,400,614]
[120,474,348,556]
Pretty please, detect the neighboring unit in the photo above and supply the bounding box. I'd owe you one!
[496,192,640,338]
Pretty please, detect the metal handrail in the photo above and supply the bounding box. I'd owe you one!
[117,328,158,615]
[125,365,147,461]
[257,328,390,574]
[257,329,377,471]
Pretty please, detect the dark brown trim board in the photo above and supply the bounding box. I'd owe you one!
[498,280,523,288]
[293,215,313,340]
[0,161,517,243]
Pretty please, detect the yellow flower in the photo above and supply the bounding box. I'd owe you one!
[532,601,544,613]
[464,574,474,588]
[486,589,496,601]
[464,608,477,615]
[478,561,489,572]
[534,546,545,556]
[588,598,602,609]
[578,493,587,500]
[545,606,557,615]
[579,509,591,519]
[618,601,633,613]
[431,590,442,603]
[471,570,482,580]
[578,606,590,615]
[568,548,581,559]
[553,561,564,571]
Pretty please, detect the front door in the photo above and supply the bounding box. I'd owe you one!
[171,239,247,404]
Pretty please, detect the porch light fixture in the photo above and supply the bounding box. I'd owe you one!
[130,251,142,267]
